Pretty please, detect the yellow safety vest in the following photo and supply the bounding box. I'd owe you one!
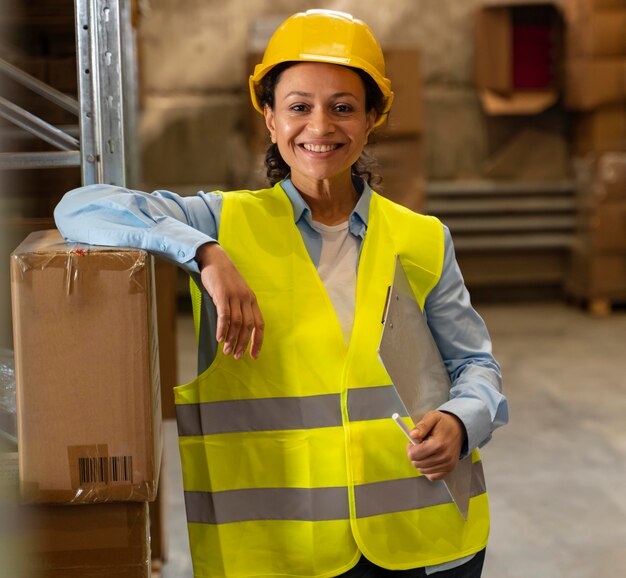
[175,183,489,578]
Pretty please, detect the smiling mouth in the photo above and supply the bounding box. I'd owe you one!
[301,143,342,153]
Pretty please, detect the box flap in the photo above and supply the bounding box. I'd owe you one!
[479,88,558,114]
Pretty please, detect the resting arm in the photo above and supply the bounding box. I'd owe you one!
[54,184,221,272]
[54,184,264,359]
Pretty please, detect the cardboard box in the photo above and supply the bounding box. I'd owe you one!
[22,501,150,577]
[369,137,425,213]
[474,2,563,115]
[572,104,626,154]
[565,7,626,57]
[483,126,569,180]
[380,48,423,136]
[565,58,626,110]
[11,230,162,504]
[594,152,626,199]
[567,244,626,297]
[587,201,626,250]
[154,259,178,421]
[566,0,626,14]
[149,447,167,564]
[575,152,626,202]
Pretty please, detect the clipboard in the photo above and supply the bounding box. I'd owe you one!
[377,255,472,520]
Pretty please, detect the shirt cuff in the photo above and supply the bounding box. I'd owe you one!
[437,397,493,458]
[147,219,217,274]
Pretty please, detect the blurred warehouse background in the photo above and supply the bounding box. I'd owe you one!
[1,1,626,577]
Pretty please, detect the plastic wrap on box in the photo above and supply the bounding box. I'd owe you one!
[574,152,626,206]
[0,347,17,446]
[22,501,151,577]
[11,230,162,504]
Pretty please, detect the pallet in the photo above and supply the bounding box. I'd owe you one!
[566,294,626,317]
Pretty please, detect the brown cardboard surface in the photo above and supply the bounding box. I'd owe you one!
[154,259,178,421]
[565,58,626,110]
[149,447,167,563]
[21,501,150,577]
[380,48,423,136]
[479,89,558,115]
[11,230,162,504]
[474,2,563,115]
[565,0,626,14]
[565,9,626,57]
[572,104,626,154]
[483,127,569,180]
[587,201,626,250]
[595,152,626,199]
[369,137,425,213]
[567,243,626,297]
[575,152,626,202]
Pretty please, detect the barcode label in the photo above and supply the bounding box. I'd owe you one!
[78,456,133,484]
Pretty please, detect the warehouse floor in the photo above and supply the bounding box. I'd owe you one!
[161,301,626,578]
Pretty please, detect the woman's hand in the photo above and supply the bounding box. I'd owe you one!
[195,242,264,360]
[406,410,466,481]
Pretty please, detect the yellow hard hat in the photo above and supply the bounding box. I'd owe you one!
[249,9,394,127]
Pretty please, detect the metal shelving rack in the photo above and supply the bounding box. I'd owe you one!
[0,0,139,187]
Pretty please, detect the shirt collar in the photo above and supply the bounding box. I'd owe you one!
[279,176,372,239]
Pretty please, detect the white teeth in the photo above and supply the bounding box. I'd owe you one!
[303,143,339,153]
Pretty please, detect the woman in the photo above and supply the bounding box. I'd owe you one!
[55,10,508,578]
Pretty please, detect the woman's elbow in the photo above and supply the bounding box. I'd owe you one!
[53,186,97,242]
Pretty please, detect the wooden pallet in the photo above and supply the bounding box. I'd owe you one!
[566,294,626,317]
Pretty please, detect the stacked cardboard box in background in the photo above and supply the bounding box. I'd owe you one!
[20,502,151,578]
[473,0,570,181]
[10,230,163,576]
[564,0,626,309]
[565,0,626,153]
[368,48,424,213]
[567,154,626,312]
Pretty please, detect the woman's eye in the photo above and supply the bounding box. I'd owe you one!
[334,104,353,113]
[289,104,308,112]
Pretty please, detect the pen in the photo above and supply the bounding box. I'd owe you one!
[392,413,417,446]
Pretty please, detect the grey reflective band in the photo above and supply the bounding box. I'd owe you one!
[183,461,486,525]
[355,460,487,518]
[176,393,342,436]
[185,486,350,524]
[176,385,407,437]
[347,385,408,421]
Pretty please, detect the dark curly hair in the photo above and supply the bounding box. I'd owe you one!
[255,62,386,187]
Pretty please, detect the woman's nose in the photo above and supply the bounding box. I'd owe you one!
[307,109,335,135]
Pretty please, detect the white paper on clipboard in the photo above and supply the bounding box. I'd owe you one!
[377,255,473,520]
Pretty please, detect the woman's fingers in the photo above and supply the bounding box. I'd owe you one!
[406,411,465,479]
[249,303,265,360]
[233,299,255,360]
[196,242,264,360]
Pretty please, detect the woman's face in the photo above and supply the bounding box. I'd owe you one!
[264,62,377,189]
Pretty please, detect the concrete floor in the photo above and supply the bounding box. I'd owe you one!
[162,302,626,578]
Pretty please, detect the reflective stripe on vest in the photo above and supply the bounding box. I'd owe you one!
[176,183,490,577]
[183,460,486,524]
[175,385,406,436]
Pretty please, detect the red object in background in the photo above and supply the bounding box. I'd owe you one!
[513,25,553,89]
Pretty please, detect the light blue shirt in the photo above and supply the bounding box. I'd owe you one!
[54,177,508,573]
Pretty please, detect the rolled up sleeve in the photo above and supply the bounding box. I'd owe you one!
[54,184,223,273]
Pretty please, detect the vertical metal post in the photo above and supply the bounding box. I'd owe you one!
[75,0,135,187]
